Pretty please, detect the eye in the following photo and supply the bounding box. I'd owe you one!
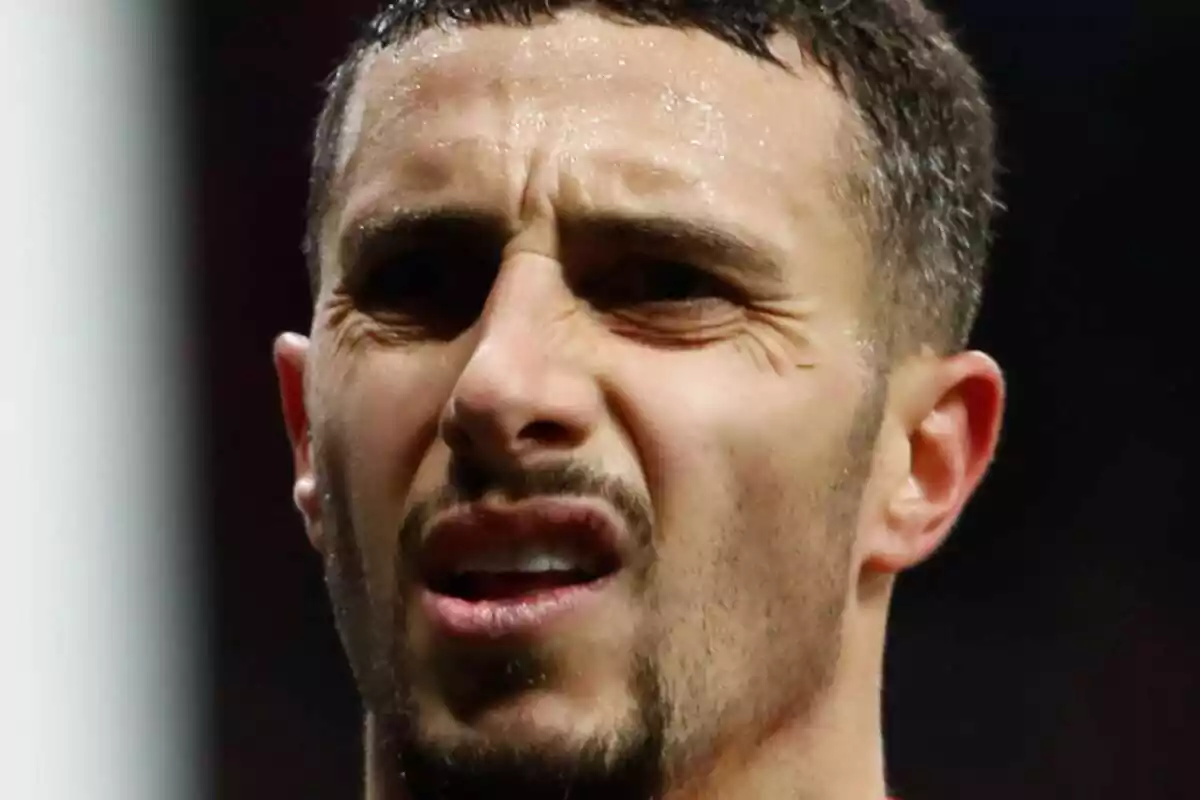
[586,258,732,311]
[636,260,722,303]
[350,246,492,337]
[354,249,444,310]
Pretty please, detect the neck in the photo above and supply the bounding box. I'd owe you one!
[365,597,889,800]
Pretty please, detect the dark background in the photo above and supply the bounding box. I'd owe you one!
[189,1,1199,798]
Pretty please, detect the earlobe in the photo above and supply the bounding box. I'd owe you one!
[274,333,324,547]
[865,350,1005,573]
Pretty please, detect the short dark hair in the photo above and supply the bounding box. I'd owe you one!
[304,0,999,355]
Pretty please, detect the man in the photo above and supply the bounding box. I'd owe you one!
[273,0,1005,797]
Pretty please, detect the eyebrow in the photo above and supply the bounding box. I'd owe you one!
[340,207,510,272]
[339,205,786,284]
[562,211,785,284]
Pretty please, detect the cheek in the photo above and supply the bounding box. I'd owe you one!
[618,349,858,661]
[648,379,831,610]
[315,346,456,593]
[623,348,835,528]
[622,351,822,604]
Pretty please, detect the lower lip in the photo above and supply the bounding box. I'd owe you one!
[420,576,615,640]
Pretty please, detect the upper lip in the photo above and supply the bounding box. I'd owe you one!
[418,496,628,587]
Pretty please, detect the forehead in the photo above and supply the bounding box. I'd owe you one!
[325,11,862,283]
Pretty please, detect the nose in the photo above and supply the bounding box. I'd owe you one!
[439,258,602,468]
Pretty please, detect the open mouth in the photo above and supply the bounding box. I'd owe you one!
[428,547,621,600]
[421,499,625,603]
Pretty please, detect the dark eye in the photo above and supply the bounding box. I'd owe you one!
[351,247,491,337]
[587,259,728,310]
[354,249,444,310]
[638,260,721,302]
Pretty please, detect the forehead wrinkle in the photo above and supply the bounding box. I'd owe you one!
[326,16,865,290]
[346,15,846,154]
[339,130,797,265]
[340,19,850,190]
[333,138,515,254]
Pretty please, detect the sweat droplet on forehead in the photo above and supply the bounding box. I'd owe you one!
[337,14,825,177]
[328,11,867,308]
[375,64,724,138]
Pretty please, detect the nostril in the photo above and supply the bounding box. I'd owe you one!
[519,420,577,446]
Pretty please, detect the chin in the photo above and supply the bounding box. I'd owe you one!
[395,705,664,800]
[387,661,667,799]
[399,602,649,742]
[412,679,640,753]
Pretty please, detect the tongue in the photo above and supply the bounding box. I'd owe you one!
[457,570,593,600]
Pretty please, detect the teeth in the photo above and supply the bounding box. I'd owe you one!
[517,552,576,573]
[455,545,594,575]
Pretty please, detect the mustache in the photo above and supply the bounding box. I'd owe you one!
[397,458,655,563]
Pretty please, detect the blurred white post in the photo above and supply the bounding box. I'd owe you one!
[0,1,202,799]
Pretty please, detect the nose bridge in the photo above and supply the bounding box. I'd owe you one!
[441,251,599,463]
[479,252,567,350]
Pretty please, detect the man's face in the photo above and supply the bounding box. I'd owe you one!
[298,11,887,795]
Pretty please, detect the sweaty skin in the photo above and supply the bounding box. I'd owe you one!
[276,11,1004,800]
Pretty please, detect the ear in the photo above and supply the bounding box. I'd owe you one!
[274,332,323,550]
[864,350,1005,573]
